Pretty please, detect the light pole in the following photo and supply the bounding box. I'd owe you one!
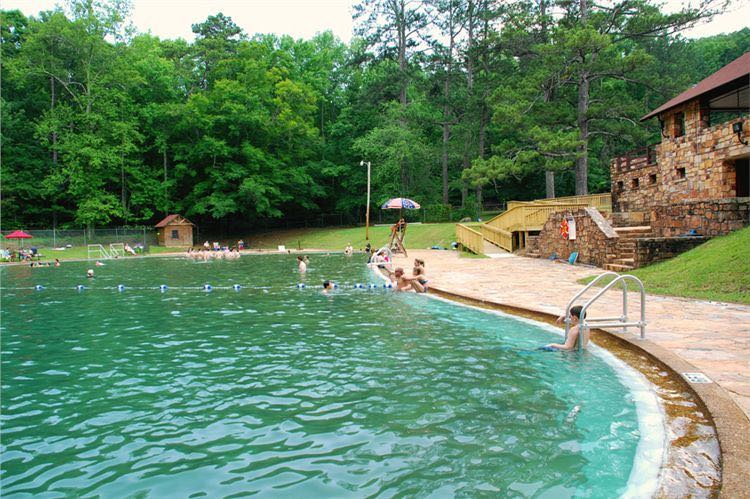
[360,160,371,240]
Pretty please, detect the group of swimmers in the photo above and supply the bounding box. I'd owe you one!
[27,259,61,268]
[186,247,241,261]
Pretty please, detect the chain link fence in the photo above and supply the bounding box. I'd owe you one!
[0,228,157,250]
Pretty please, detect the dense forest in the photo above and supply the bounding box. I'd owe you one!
[1,0,749,230]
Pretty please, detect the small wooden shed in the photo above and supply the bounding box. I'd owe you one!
[155,214,195,247]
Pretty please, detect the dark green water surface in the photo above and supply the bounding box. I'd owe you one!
[1,255,645,497]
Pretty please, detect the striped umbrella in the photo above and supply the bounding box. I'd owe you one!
[380,198,421,210]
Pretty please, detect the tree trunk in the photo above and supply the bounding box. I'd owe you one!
[163,149,168,183]
[575,0,590,196]
[397,0,408,191]
[545,170,555,198]
[397,0,408,107]
[461,0,476,208]
[477,102,488,206]
[442,121,450,203]
[575,73,590,195]
[50,76,57,167]
[461,155,469,207]
[121,151,126,217]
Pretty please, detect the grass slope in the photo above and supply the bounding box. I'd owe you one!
[249,223,459,251]
[584,226,750,304]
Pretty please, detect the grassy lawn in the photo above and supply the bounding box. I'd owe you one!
[8,245,179,262]
[3,223,462,263]
[581,226,750,304]
[248,223,459,251]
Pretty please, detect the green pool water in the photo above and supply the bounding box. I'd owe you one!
[1,255,660,497]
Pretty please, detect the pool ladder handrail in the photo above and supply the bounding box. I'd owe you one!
[563,272,647,352]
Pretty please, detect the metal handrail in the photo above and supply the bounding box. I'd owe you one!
[563,272,646,351]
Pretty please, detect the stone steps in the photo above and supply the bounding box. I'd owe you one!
[613,257,635,265]
[614,225,653,238]
[604,225,653,271]
[604,263,635,272]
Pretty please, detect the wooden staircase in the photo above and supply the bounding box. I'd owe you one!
[457,193,613,255]
[604,225,653,271]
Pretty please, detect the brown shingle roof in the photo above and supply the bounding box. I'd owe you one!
[155,214,194,227]
[641,51,750,121]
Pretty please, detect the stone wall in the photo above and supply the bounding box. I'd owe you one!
[634,237,709,267]
[610,211,650,227]
[611,111,750,213]
[649,198,750,237]
[531,208,618,267]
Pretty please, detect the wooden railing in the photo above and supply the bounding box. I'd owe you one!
[456,224,484,255]
[457,193,613,254]
[531,193,612,212]
[481,224,512,251]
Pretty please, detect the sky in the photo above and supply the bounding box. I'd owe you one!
[3,0,749,43]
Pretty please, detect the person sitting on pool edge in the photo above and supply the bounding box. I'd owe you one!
[387,267,426,293]
[544,306,588,351]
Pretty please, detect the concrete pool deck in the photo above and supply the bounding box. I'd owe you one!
[391,249,750,496]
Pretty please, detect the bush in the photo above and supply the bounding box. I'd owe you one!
[456,198,480,221]
[423,204,453,223]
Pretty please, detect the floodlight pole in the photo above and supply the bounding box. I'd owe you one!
[361,160,371,240]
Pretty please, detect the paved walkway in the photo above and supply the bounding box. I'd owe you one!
[394,250,750,419]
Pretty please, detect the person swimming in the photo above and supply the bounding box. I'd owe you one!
[322,280,335,294]
[87,269,95,278]
[297,255,307,273]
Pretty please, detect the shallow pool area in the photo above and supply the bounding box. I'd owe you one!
[2,255,664,497]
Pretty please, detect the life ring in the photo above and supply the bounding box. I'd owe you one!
[560,218,569,239]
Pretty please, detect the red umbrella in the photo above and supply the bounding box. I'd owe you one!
[5,230,33,240]
[5,230,33,250]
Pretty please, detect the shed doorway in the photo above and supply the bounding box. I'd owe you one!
[734,158,749,197]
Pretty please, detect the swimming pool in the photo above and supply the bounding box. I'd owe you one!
[1,255,663,497]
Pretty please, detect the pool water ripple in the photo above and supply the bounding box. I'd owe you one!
[2,255,655,497]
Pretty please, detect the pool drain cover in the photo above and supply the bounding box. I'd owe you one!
[682,372,712,384]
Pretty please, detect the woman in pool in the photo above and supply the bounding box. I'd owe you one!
[297,255,307,273]
[545,306,588,351]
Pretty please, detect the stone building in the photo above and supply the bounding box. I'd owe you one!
[527,53,749,271]
[611,52,749,230]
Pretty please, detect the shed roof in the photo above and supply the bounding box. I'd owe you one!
[155,214,194,227]
[641,51,750,121]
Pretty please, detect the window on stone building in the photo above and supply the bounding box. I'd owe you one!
[617,181,624,192]
[171,229,179,239]
[631,178,639,189]
[673,112,685,138]
[649,173,657,185]
[676,167,686,179]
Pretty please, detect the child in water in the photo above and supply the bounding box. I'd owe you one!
[297,255,307,273]
[544,305,588,351]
